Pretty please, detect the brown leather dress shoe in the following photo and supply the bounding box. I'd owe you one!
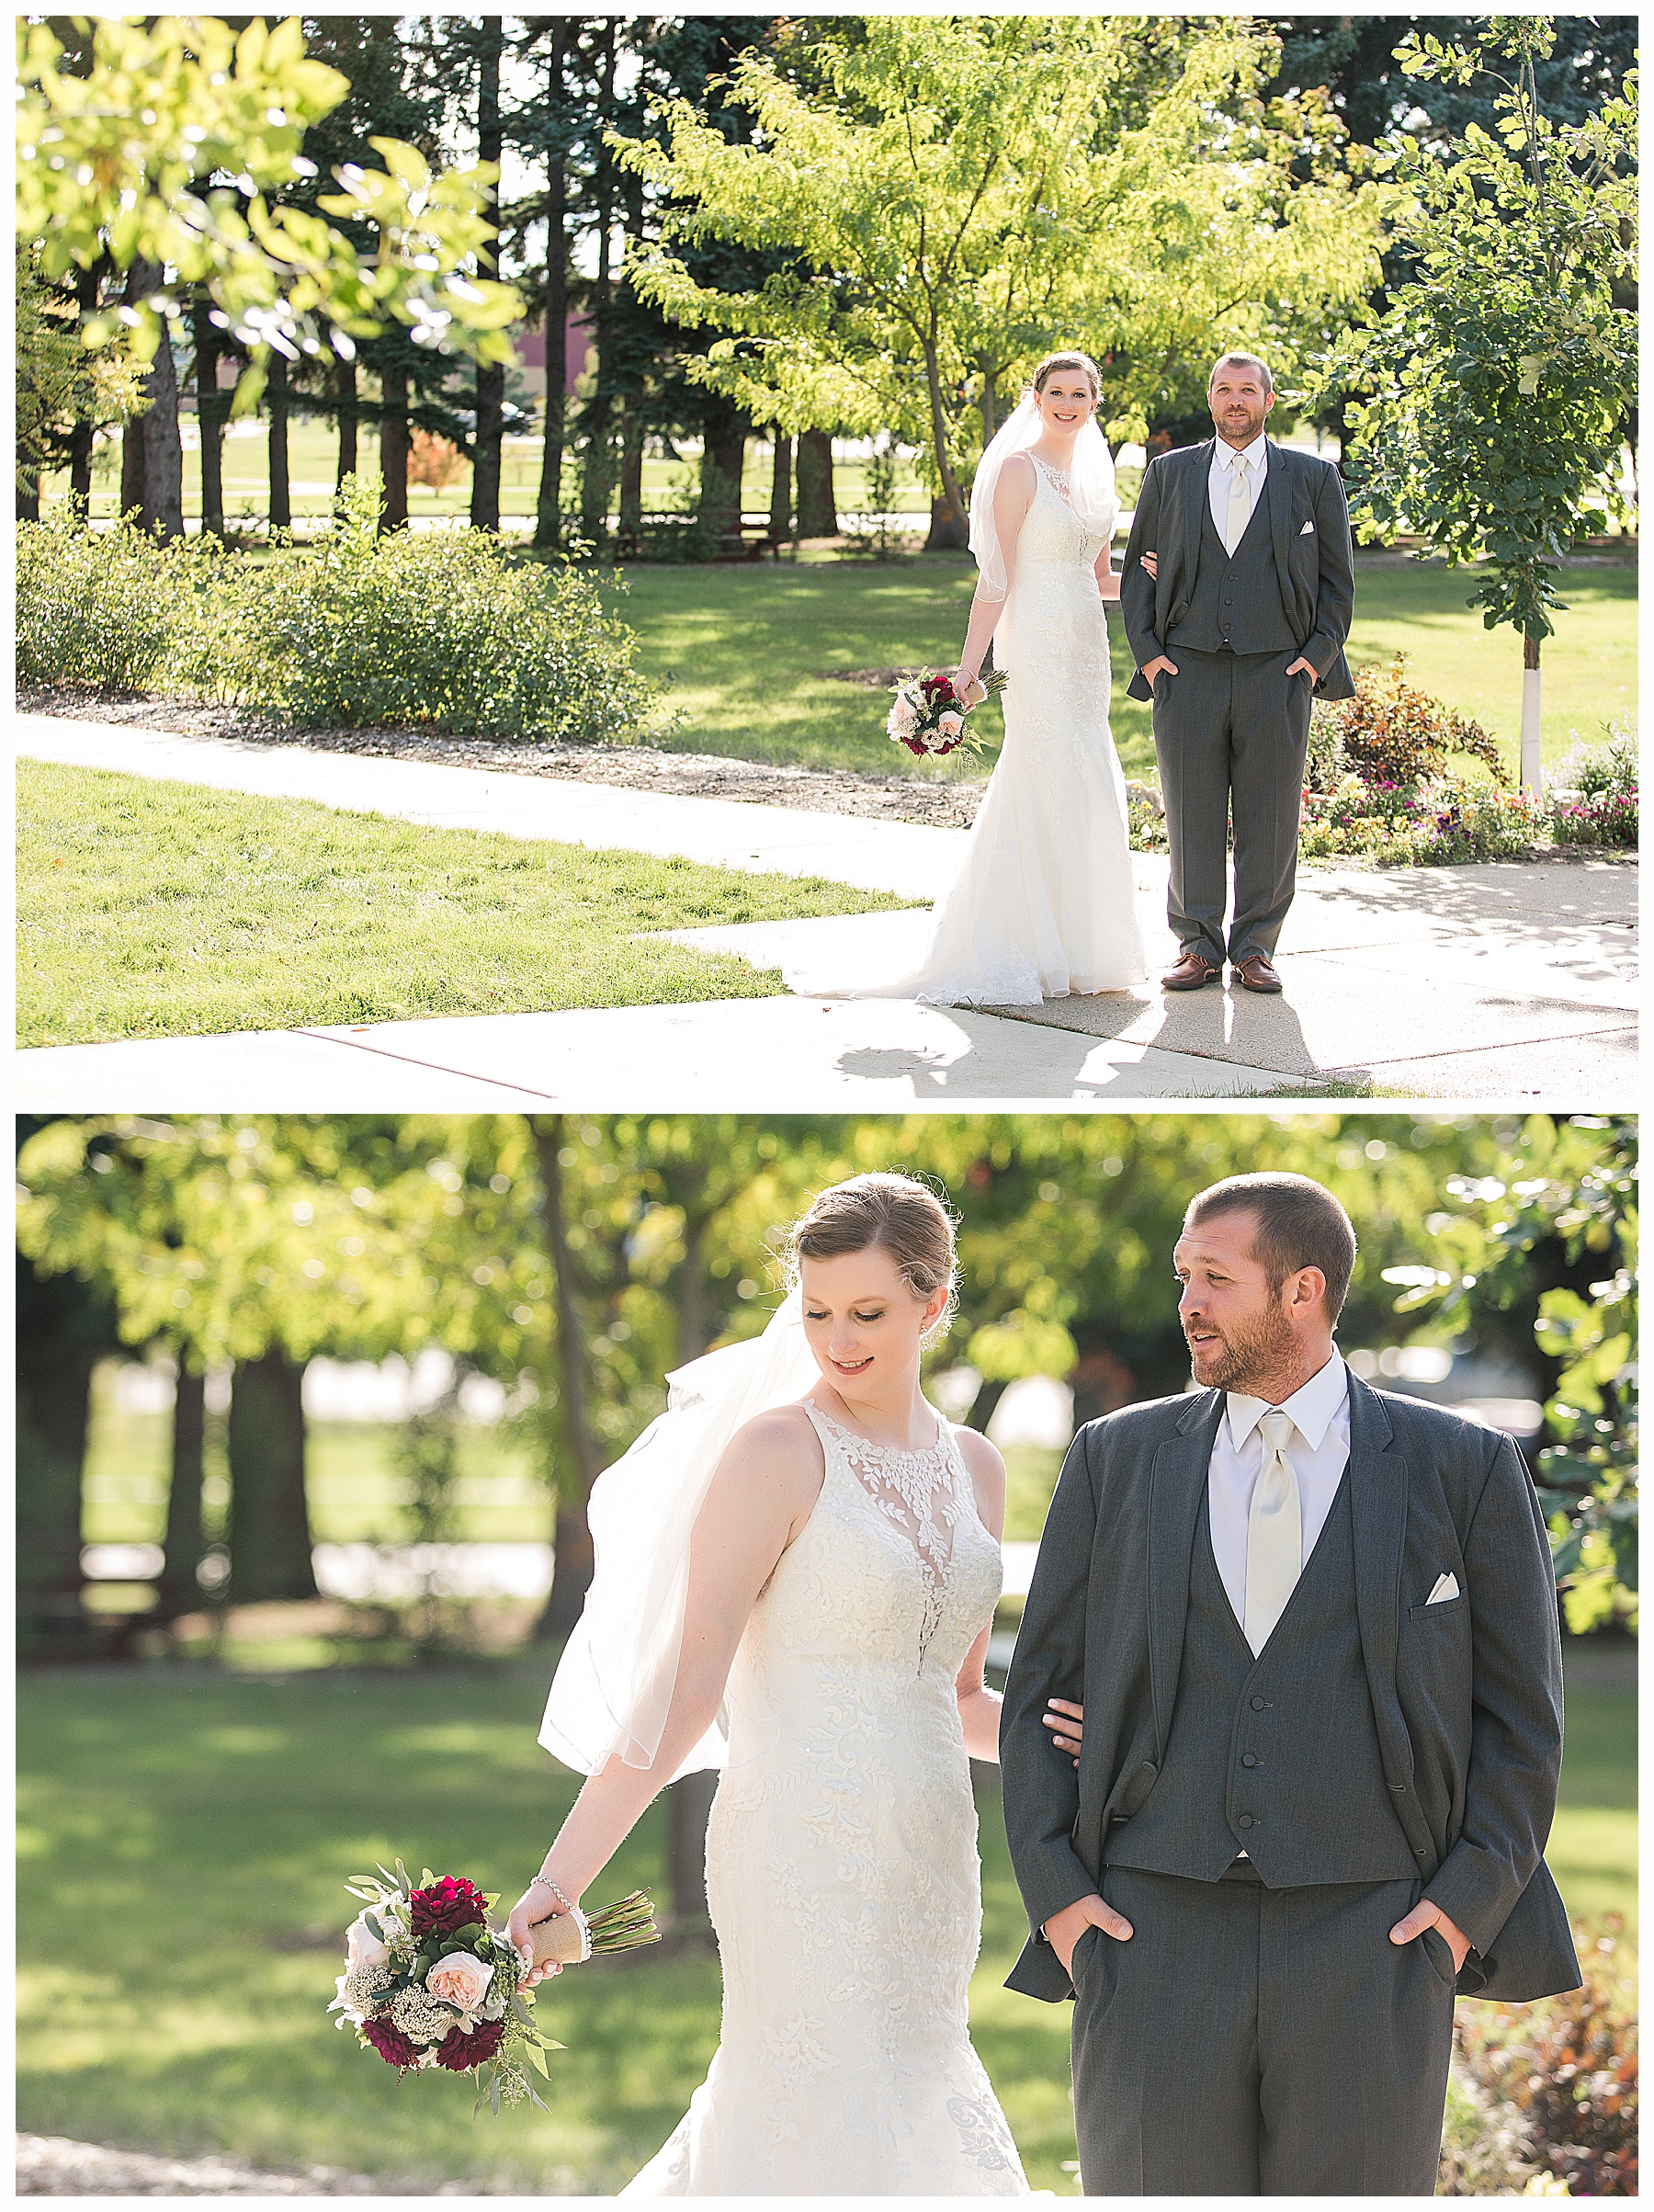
[1161,949,1221,992]
[1232,954,1283,993]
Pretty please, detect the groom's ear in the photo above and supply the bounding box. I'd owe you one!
[1286,1264,1328,1321]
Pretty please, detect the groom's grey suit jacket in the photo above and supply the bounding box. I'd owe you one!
[1119,437,1356,702]
[1000,1375,1580,2006]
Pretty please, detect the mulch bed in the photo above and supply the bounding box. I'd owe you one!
[16,2135,378,2196]
[18,686,990,830]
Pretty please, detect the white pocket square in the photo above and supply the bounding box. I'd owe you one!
[1426,1572,1460,1605]
[1298,518,1316,535]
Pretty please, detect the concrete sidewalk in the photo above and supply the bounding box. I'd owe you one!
[17,714,1638,1106]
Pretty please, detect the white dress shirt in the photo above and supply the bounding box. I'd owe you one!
[1208,1352,1352,1629]
[1208,428,1269,551]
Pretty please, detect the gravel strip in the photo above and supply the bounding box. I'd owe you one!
[16,2134,377,2195]
[17,686,990,830]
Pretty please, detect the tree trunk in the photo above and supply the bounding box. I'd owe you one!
[666,1770,719,1936]
[698,396,747,542]
[618,404,645,534]
[380,365,409,532]
[534,23,569,551]
[225,1350,317,1605]
[1520,631,1543,797]
[962,1376,1010,1435]
[529,1116,602,1640]
[795,427,837,537]
[333,355,358,497]
[922,332,969,550]
[925,493,970,552]
[267,351,291,532]
[119,261,185,539]
[580,21,618,544]
[470,15,504,533]
[16,1277,105,1660]
[17,475,40,522]
[192,292,225,541]
[68,259,103,517]
[155,1364,206,1623]
[768,432,792,541]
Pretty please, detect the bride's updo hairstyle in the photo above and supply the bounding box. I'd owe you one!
[787,1173,959,1345]
[1032,350,1101,402]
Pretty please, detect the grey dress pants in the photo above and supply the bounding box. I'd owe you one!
[1152,645,1314,968]
[1071,1864,1457,2195]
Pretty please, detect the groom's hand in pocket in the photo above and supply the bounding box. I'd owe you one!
[1286,655,1319,684]
[1141,655,1179,686]
[1044,1892,1134,1979]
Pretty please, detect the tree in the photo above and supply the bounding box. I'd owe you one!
[17,13,523,476]
[1317,19,1637,794]
[618,17,1383,547]
[1391,1114,1637,1634]
[16,244,145,518]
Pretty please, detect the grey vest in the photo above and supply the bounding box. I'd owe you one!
[1167,471,1298,657]
[1104,1475,1418,1887]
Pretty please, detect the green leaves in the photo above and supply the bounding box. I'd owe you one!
[1315,17,1635,658]
[15,15,522,380]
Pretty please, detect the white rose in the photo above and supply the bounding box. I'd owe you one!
[425,1949,493,2014]
[346,1913,391,1973]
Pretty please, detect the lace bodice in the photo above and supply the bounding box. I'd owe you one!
[624,1393,1024,2195]
[1019,452,1110,572]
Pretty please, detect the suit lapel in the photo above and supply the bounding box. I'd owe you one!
[1263,437,1294,596]
[1181,440,1213,584]
[1347,1373,1417,1793]
[1147,1391,1223,1763]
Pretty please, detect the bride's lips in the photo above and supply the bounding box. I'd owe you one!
[831,1354,873,1375]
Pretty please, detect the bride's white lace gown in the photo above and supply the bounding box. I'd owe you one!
[622,1401,1028,2196]
[785,454,1147,1005]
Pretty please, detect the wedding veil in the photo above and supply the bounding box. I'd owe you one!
[538,1291,820,1782]
[968,389,1117,602]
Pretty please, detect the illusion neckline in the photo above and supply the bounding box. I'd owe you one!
[806,1395,949,1463]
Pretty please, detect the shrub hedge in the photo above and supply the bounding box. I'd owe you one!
[17,479,664,746]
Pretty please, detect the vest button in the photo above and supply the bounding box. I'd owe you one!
[1238,1814,1256,1830]
[1241,1753,1258,1768]
[1251,1696,1266,1711]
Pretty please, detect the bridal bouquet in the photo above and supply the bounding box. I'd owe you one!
[886,666,1008,758]
[329,1860,657,2115]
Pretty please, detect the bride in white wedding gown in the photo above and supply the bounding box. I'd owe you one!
[507,1175,1081,2195]
[785,352,1147,1005]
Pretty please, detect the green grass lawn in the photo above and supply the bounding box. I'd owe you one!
[17,761,901,1049]
[610,557,1636,787]
[15,1662,1633,2193]
[81,1379,550,1551]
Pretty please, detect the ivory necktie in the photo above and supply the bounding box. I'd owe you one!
[1243,1408,1302,1654]
[1224,453,1251,556]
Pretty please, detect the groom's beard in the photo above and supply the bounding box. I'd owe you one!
[1184,1299,1295,1392]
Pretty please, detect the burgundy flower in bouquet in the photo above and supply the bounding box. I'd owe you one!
[362,2017,422,2072]
[411,1875,488,1938]
[436,2018,508,2072]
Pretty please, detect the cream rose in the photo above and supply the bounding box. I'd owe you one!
[425,1949,493,2014]
[346,1913,391,1973]
[936,710,963,738]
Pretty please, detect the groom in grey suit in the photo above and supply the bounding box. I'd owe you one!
[1002,1172,1579,2195]
[1120,356,1355,995]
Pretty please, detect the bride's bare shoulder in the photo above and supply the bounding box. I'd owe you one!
[719,1403,826,1484]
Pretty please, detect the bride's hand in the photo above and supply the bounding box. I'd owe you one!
[1139,551,1159,580]
[507,1880,572,1989]
[951,667,987,709]
[1044,1696,1083,1767]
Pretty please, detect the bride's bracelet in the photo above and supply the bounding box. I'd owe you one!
[528,1871,574,1913]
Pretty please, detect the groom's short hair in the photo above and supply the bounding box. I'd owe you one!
[1184,1173,1355,1322]
[1208,351,1274,395]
